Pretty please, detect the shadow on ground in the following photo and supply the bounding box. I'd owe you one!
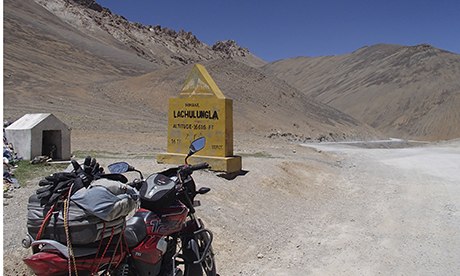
[217,170,249,180]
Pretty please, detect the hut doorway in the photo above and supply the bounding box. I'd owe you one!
[42,130,62,160]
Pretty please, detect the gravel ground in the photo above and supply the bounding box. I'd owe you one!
[3,138,460,275]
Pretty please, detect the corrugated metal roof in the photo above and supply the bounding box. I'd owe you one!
[6,113,52,130]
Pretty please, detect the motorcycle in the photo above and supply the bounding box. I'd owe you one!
[22,137,217,276]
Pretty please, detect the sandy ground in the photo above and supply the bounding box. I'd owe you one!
[3,138,460,275]
[297,140,460,275]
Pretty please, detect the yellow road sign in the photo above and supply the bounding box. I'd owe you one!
[157,64,241,173]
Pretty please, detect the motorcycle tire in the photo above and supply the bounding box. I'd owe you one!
[182,232,216,276]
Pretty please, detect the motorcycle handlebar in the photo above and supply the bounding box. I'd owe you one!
[129,179,144,190]
[180,162,210,176]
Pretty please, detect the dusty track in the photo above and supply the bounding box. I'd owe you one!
[3,139,460,275]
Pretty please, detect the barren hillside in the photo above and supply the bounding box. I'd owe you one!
[264,44,460,140]
[3,0,378,151]
[96,59,378,140]
[3,0,157,122]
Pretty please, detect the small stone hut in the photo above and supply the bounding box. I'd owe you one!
[5,113,71,160]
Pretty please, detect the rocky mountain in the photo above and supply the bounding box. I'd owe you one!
[264,44,460,140]
[3,0,378,146]
[33,0,265,68]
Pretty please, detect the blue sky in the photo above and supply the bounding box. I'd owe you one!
[97,0,460,62]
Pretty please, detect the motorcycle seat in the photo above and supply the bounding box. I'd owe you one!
[124,216,147,248]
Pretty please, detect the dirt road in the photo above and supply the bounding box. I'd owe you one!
[4,139,460,275]
[183,140,460,275]
[293,140,460,275]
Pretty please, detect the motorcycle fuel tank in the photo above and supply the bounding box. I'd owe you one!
[135,203,188,236]
[130,205,188,274]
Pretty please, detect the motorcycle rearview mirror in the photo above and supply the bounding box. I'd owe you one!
[185,137,206,164]
[108,162,133,174]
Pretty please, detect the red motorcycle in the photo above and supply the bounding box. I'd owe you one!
[22,137,217,276]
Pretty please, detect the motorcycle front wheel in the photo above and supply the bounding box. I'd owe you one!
[182,231,216,276]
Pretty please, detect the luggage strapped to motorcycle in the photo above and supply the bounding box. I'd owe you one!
[33,184,79,274]
[34,184,127,276]
[67,184,127,275]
